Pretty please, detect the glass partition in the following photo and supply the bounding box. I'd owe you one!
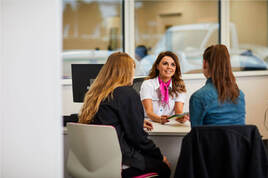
[63,0,123,78]
[134,0,219,76]
[230,0,268,72]
[62,0,268,79]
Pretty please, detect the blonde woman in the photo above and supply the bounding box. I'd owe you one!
[79,52,171,178]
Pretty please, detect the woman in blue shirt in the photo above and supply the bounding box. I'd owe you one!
[190,44,245,127]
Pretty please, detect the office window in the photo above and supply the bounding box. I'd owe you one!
[62,0,123,78]
[230,0,268,71]
[134,0,219,76]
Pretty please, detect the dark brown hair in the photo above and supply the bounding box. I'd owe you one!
[203,44,239,103]
[147,51,186,96]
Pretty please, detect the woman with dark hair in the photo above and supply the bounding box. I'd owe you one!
[190,44,245,126]
[79,52,171,178]
[140,51,188,124]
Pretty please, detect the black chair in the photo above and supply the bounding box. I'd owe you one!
[132,77,145,95]
[174,125,268,178]
[63,114,79,126]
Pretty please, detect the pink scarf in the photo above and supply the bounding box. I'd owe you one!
[158,76,171,105]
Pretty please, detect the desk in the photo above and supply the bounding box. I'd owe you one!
[146,120,191,177]
[64,120,191,178]
[147,119,191,136]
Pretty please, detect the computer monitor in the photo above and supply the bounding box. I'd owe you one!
[71,64,145,102]
[71,64,103,102]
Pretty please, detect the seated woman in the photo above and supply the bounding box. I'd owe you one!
[190,44,246,127]
[79,52,171,178]
[140,51,188,124]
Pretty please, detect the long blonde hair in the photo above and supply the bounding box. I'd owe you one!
[147,51,186,96]
[79,52,135,124]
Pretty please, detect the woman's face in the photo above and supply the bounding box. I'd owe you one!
[157,56,176,81]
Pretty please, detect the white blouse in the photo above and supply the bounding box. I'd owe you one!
[140,77,186,117]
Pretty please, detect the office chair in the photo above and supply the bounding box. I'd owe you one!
[174,125,268,178]
[67,123,158,178]
[132,77,145,94]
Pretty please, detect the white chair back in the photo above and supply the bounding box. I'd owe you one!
[67,123,122,178]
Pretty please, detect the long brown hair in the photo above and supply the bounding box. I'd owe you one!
[203,44,239,103]
[147,51,186,96]
[79,52,135,124]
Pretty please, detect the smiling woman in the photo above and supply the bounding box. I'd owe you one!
[140,51,188,124]
[157,56,177,82]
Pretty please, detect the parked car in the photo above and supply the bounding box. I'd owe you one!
[63,23,268,77]
[149,23,268,74]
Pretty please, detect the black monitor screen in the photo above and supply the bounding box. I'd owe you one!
[71,64,103,102]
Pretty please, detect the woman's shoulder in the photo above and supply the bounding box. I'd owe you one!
[114,86,135,94]
[143,77,155,83]
[176,91,187,96]
[113,86,141,105]
[114,86,139,99]
[193,85,209,95]
[141,77,157,87]
[191,84,215,101]
[239,89,245,98]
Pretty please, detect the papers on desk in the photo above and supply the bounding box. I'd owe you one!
[144,117,190,127]
[145,118,191,136]
[165,119,191,127]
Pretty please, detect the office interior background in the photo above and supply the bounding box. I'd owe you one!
[1,0,268,177]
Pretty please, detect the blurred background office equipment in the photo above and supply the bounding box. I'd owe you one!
[132,77,145,94]
[72,64,145,102]
[71,64,103,102]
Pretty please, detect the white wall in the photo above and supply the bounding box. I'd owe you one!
[0,1,3,176]
[236,75,268,138]
[0,0,62,178]
[62,74,268,139]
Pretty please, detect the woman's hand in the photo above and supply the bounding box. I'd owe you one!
[160,115,170,124]
[163,156,171,168]
[175,114,189,123]
[144,120,153,131]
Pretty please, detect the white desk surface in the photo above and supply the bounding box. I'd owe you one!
[64,119,191,136]
[147,119,191,136]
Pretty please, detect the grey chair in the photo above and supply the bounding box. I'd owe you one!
[67,123,122,178]
[67,123,158,178]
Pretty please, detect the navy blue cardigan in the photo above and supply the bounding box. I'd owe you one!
[91,86,163,170]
